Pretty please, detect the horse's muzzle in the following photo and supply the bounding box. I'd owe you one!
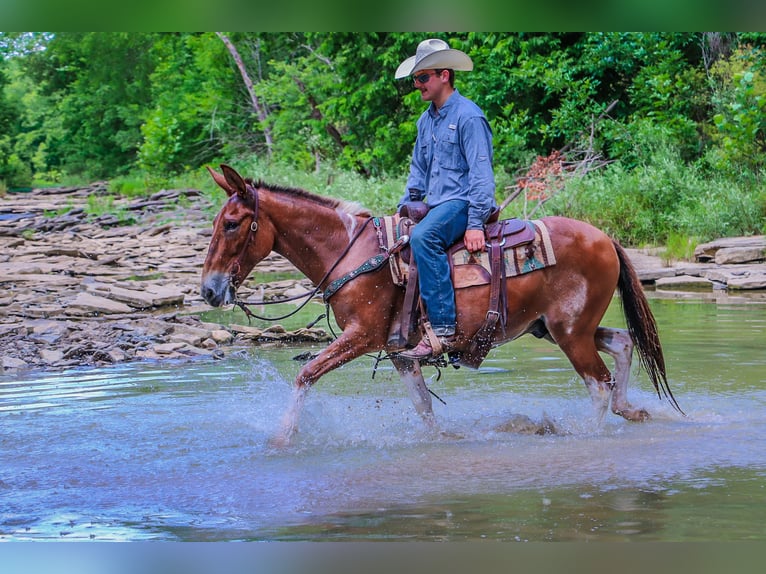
[201,273,236,307]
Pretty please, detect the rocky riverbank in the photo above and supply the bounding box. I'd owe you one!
[0,183,329,373]
[630,236,766,291]
[1,184,764,374]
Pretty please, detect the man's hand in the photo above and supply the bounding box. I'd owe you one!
[463,228,485,253]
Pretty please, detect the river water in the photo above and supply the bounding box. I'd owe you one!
[1,291,765,542]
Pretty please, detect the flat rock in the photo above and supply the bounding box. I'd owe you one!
[655,275,714,290]
[714,246,766,265]
[85,282,184,309]
[39,349,64,363]
[67,292,134,314]
[2,356,28,370]
[695,235,766,262]
[636,267,677,282]
[727,272,766,290]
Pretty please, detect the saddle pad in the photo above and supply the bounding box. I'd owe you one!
[383,217,556,289]
[451,220,556,289]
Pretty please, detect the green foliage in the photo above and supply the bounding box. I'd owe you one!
[108,174,153,198]
[708,45,766,173]
[2,32,765,243]
[138,33,233,174]
[14,32,158,180]
[85,193,134,224]
[544,124,764,245]
[662,232,701,264]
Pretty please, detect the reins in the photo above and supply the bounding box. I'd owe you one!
[224,185,445,402]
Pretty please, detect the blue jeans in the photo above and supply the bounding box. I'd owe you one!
[409,200,469,336]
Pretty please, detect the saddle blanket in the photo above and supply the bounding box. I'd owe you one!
[451,219,556,288]
[384,217,556,289]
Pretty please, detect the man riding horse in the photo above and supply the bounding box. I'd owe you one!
[395,38,498,361]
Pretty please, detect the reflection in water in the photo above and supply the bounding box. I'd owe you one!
[1,296,765,541]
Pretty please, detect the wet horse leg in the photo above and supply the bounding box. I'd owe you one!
[389,355,436,429]
[595,326,650,421]
[271,331,374,447]
[554,331,616,424]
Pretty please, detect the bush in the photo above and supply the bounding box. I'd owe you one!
[543,123,765,246]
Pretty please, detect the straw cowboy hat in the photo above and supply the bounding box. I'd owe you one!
[395,38,473,79]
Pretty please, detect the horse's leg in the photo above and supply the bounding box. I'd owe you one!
[272,383,310,448]
[389,355,436,429]
[271,330,373,447]
[550,328,615,424]
[595,326,650,421]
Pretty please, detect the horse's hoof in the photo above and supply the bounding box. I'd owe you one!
[617,408,651,422]
[267,433,292,450]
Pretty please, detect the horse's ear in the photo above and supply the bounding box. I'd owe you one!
[220,164,250,201]
[206,165,235,197]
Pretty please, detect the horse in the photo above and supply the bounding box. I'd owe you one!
[201,164,681,446]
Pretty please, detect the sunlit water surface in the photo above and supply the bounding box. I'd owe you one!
[1,293,765,541]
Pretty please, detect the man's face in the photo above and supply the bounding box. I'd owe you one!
[412,69,446,103]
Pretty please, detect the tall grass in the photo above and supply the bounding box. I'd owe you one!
[541,147,765,247]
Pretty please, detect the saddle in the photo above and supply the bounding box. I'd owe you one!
[391,202,537,368]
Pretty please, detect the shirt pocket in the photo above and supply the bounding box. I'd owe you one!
[418,140,430,163]
[437,128,467,171]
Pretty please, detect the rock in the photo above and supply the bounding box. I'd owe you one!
[153,342,186,354]
[133,319,173,337]
[67,292,134,315]
[210,329,233,344]
[107,348,128,363]
[229,324,263,338]
[2,356,28,370]
[85,282,184,309]
[714,246,766,265]
[200,338,218,349]
[39,349,64,363]
[655,275,714,290]
[695,235,766,262]
[727,272,766,290]
[168,323,211,346]
[494,413,559,435]
[135,348,163,360]
[636,267,676,283]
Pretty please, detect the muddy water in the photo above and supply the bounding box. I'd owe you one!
[1,293,765,542]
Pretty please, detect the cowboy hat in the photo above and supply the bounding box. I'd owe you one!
[395,38,473,79]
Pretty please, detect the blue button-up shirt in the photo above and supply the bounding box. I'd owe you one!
[402,89,496,229]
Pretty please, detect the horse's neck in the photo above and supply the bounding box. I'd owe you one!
[268,196,362,284]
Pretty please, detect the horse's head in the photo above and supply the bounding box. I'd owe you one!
[200,164,275,307]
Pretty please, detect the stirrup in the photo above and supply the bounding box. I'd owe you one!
[398,334,455,360]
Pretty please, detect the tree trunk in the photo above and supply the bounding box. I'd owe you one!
[216,32,273,157]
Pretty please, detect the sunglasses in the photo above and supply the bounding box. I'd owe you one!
[412,71,439,84]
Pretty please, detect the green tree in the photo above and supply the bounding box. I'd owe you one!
[22,32,157,178]
[138,33,236,173]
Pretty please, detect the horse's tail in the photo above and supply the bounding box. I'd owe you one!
[614,241,684,415]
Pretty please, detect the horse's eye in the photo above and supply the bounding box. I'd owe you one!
[223,220,239,232]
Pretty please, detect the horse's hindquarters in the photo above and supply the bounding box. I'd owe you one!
[454,216,620,347]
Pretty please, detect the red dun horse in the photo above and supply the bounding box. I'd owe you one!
[201,165,681,446]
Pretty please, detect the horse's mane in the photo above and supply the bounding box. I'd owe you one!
[246,178,372,218]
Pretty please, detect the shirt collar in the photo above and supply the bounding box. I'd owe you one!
[428,89,460,118]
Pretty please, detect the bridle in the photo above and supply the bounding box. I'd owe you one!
[228,183,259,291]
[226,182,375,323]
